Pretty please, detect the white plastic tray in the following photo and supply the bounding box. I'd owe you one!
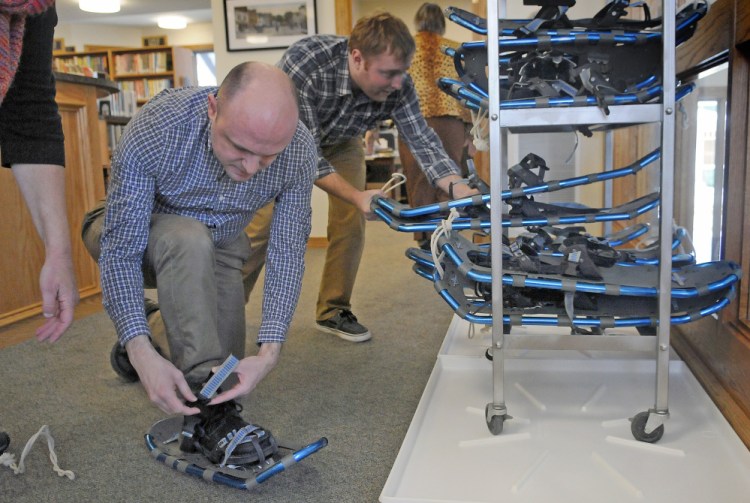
[381,321,750,502]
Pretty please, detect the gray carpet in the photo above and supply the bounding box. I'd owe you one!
[0,221,453,502]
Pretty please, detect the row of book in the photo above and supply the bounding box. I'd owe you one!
[113,52,172,76]
[117,78,172,101]
[53,54,109,75]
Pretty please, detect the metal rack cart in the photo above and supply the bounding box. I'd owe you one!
[484,0,677,442]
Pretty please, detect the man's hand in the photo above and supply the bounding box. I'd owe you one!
[35,253,79,343]
[354,188,385,219]
[126,335,200,416]
[210,343,282,405]
[436,174,479,200]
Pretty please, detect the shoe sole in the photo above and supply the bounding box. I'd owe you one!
[315,323,372,342]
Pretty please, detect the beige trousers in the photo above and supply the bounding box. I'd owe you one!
[243,137,366,321]
[82,203,250,385]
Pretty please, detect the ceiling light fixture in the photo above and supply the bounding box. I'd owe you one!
[157,16,188,30]
[79,0,120,14]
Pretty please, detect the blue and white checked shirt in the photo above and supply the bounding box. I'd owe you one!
[278,35,461,183]
[99,87,318,346]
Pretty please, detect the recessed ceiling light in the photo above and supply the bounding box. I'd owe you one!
[157,16,188,30]
[79,0,120,14]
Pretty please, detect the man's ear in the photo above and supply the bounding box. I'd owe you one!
[207,92,218,121]
[350,48,364,69]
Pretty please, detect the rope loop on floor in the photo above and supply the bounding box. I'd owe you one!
[0,425,75,480]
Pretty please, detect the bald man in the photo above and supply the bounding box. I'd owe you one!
[82,62,317,465]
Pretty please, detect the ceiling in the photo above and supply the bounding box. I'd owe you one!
[55,0,213,27]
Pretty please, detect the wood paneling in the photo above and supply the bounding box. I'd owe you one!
[335,0,353,35]
[670,0,750,449]
[676,0,732,75]
[736,0,750,47]
[0,79,107,327]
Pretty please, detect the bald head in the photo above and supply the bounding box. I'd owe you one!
[218,62,299,142]
[208,62,300,182]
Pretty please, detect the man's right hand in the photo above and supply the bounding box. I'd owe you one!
[354,188,385,219]
[126,335,200,416]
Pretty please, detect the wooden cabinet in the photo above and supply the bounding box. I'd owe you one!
[0,74,116,326]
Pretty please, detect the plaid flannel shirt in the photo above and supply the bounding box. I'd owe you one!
[277,35,461,184]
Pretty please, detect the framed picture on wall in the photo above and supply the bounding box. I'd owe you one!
[223,0,317,51]
[142,35,168,47]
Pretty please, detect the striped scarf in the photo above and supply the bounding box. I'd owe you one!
[0,0,55,105]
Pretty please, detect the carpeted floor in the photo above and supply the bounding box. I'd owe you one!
[0,221,453,502]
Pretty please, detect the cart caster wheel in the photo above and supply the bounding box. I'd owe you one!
[630,411,664,443]
[485,347,493,361]
[485,404,505,435]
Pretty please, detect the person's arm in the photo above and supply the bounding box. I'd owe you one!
[12,164,79,342]
[392,83,478,199]
[314,171,383,217]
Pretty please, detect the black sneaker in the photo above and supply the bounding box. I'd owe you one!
[316,309,371,342]
[110,298,163,382]
[0,431,9,455]
[181,400,278,467]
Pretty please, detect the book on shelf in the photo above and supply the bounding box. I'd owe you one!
[114,51,171,76]
[97,88,137,118]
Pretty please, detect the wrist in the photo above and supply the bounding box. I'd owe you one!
[258,342,282,364]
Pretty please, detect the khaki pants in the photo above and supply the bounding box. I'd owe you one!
[82,203,250,385]
[243,137,366,321]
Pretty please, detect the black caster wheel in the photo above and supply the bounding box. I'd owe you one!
[630,411,664,443]
[485,403,505,435]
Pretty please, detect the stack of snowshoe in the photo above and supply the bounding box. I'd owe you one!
[372,148,740,331]
[436,0,707,116]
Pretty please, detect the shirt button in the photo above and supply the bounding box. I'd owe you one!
[219,196,225,201]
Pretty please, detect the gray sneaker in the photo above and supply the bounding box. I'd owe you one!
[316,310,371,342]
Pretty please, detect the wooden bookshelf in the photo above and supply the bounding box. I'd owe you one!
[54,45,195,106]
[110,46,194,104]
[52,49,111,77]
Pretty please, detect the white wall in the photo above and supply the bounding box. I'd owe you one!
[54,22,214,52]
[54,23,144,50]
[211,0,337,81]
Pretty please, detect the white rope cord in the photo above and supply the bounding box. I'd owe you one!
[430,208,460,279]
[467,322,491,340]
[470,108,490,152]
[380,172,406,195]
[0,425,75,480]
